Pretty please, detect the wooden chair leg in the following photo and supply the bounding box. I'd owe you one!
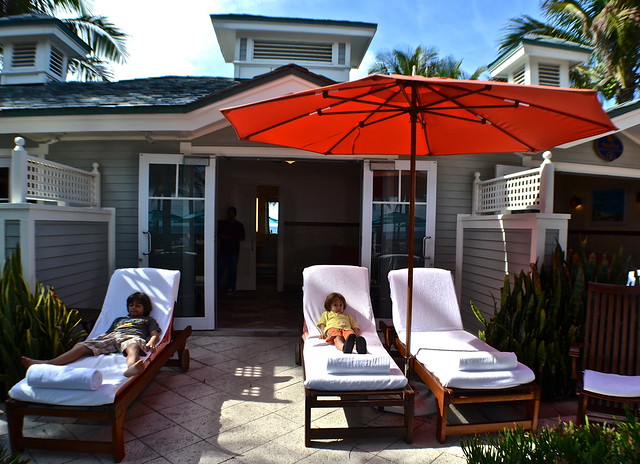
[112,412,126,462]
[6,400,25,453]
[404,388,415,444]
[304,391,312,446]
[576,392,588,425]
[436,394,450,444]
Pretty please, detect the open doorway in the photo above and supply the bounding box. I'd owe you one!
[256,185,280,291]
[215,157,361,330]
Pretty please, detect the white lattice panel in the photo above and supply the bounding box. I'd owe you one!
[475,168,541,214]
[26,157,98,206]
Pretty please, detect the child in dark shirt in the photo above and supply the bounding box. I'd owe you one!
[21,292,160,377]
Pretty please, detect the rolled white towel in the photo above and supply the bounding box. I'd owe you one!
[26,364,103,391]
[418,349,518,371]
[327,354,390,374]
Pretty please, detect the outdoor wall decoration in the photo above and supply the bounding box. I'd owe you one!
[592,188,625,223]
[593,134,623,162]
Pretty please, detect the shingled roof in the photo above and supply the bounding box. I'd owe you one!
[0,64,333,117]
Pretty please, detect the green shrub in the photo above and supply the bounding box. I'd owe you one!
[472,240,631,399]
[0,442,30,464]
[462,412,640,463]
[0,249,86,400]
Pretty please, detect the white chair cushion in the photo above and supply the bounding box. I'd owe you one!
[584,369,640,398]
[302,265,407,391]
[389,268,463,333]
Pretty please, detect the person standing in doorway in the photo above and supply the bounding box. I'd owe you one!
[217,206,245,294]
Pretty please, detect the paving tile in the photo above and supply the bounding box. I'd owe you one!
[161,439,235,464]
[125,411,177,438]
[155,371,201,390]
[233,427,316,464]
[139,424,202,456]
[139,389,191,409]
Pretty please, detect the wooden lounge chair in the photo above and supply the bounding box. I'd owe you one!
[7,268,191,462]
[301,265,414,446]
[385,267,540,443]
[571,282,640,425]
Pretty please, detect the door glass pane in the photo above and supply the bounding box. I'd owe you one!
[373,171,398,202]
[371,168,428,318]
[149,164,176,197]
[178,166,206,198]
[400,170,428,203]
[147,198,204,318]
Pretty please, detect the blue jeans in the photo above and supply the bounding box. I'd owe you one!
[217,250,239,291]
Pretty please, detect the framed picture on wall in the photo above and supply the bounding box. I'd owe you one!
[592,188,625,223]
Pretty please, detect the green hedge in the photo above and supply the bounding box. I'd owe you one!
[463,412,640,463]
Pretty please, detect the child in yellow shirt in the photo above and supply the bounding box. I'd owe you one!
[317,292,367,354]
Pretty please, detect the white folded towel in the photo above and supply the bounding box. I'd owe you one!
[26,364,103,391]
[417,349,518,371]
[327,354,390,374]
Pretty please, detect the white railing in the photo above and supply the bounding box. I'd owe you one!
[10,137,100,207]
[472,151,554,215]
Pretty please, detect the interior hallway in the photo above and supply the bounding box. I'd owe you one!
[216,275,303,331]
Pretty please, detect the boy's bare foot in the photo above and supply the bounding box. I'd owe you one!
[124,360,144,377]
[20,356,45,369]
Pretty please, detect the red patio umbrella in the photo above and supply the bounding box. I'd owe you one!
[221,74,616,370]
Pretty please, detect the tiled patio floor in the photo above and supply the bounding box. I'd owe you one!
[1,332,577,464]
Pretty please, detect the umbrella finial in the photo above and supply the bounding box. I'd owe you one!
[411,65,417,76]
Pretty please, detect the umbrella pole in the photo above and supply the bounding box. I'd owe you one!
[404,90,417,378]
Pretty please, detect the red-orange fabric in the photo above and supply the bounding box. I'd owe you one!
[221,74,616,156]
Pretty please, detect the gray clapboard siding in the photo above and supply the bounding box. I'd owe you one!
[4,219,20,257]
[35,220,109,308]
[434,153,517,271]
[49,140,179,269]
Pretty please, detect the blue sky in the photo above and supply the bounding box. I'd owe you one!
[91,0,544,82]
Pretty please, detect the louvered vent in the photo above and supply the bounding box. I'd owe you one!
[49,46,64,77]
[538,63,560,86]
[11,43,37,68]
[512,65,525,84]
[253,40,333,63]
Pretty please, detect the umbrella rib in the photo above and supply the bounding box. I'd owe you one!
[323,87,409,154]
[241,82,403,140]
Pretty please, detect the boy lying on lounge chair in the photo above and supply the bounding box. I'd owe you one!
[21,292,160,377]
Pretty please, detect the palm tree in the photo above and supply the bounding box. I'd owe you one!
[0,0,128,81]
[501,0,640,104]
[369,45,486,79]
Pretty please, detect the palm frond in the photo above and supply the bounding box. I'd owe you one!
[62,15,128,63]
[67,55,113,81]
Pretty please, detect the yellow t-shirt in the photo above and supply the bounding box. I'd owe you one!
[316,311,359,335]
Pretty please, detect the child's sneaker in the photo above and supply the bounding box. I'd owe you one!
[343,333,356,353]
[356,336,367,354]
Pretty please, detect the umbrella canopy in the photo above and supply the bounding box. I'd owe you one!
[221,74,616,370]
[221,74,615,156]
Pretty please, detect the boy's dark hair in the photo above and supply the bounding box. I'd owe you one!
[127,292,153,316]
[324,292,347,311]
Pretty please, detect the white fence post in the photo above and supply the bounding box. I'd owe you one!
[472,172,481,216]
[538,151,554,214]
[92,162,101,207]
[10,137,28,203]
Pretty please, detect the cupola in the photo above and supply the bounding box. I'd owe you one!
[0,14,91,85]
[211,14,376,82]
[488,34,592,87]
